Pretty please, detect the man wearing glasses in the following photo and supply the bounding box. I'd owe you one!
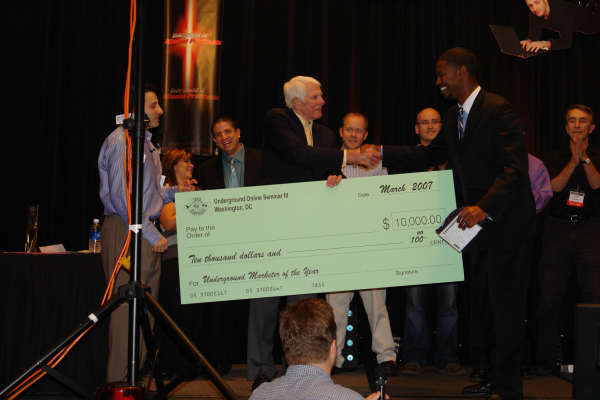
[401,108,466,377]
[414,108,449,170]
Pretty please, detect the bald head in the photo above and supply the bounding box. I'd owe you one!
[415,108,442,146]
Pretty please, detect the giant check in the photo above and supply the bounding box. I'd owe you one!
[176,170,463,304]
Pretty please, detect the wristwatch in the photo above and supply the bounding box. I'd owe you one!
[582,157,591,164]
[542,40,548,51]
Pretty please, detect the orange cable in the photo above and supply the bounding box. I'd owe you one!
[7,327,94,400]
[103,0,136,305]
[7,1,138,396]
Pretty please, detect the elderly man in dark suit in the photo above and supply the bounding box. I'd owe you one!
[248,76,381,390]
[195,116,264,375]
[370,48,534,400]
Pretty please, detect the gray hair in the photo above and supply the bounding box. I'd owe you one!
[283,76,322,108]
[566,104,596,125]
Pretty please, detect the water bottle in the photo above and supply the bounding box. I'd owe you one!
[89,219,102,253]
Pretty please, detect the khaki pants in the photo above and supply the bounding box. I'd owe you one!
[101,214,161,382]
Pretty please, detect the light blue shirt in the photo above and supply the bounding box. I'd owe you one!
[458,85,481,135]
[98,126,176,246]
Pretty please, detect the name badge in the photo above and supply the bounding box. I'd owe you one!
[567,190,585,207]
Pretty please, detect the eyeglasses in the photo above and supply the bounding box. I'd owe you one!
[416,120,441,127]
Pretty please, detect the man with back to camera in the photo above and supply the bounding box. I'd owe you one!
[365,48,535,400]
[534,104,600,375]
[195,116,264,375]
[249,298,387,400]
[400,107,466,377]
[98,84,196,381]
[248,76,382,390]
[325,112,398,377]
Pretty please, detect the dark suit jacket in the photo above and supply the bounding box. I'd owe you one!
[383,89,535,249]
[196,146,264,189]
[261,108,343,184]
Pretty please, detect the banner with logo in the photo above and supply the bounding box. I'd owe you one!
[160,0,223,155]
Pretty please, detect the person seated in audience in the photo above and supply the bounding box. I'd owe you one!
[250,298,387,400]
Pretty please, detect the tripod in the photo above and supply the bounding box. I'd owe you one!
[0,0,238,398]
[0,283,238,399]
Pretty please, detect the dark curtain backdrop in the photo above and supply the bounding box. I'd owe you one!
[2,0,599,252]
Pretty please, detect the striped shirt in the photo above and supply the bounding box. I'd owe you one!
[98,126,176,246]
[250,364,365,400]
[341,147,388,179]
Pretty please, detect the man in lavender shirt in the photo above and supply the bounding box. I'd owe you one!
[98,85,195,381]
[528,154,552,213]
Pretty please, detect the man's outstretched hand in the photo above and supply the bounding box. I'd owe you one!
[347,145,382,168]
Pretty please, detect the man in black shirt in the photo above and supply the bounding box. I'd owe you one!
[534,104,600,375]
[520,0,600,52]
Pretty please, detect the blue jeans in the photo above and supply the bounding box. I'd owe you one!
[402,283,460,369]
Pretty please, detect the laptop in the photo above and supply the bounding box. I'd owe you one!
[489,24,547,58]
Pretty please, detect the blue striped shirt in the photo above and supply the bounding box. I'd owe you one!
[250,364,365,400]
[98,127,176,245]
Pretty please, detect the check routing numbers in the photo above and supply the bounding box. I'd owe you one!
[176,170,463,304]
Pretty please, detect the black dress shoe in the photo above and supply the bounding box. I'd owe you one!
[521,367,533,380]
[469,367,489,382]
[251,374,271,391]
[533,359,556,376]
[215,362,232,376]
[462,382,493,396]
[377,361,398,377]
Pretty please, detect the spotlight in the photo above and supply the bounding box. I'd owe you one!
[341,302,359,369]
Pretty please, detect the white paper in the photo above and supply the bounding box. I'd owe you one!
[438,214,482,252]
[39,244,67,253]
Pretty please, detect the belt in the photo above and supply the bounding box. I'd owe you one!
[550,213,593,222]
